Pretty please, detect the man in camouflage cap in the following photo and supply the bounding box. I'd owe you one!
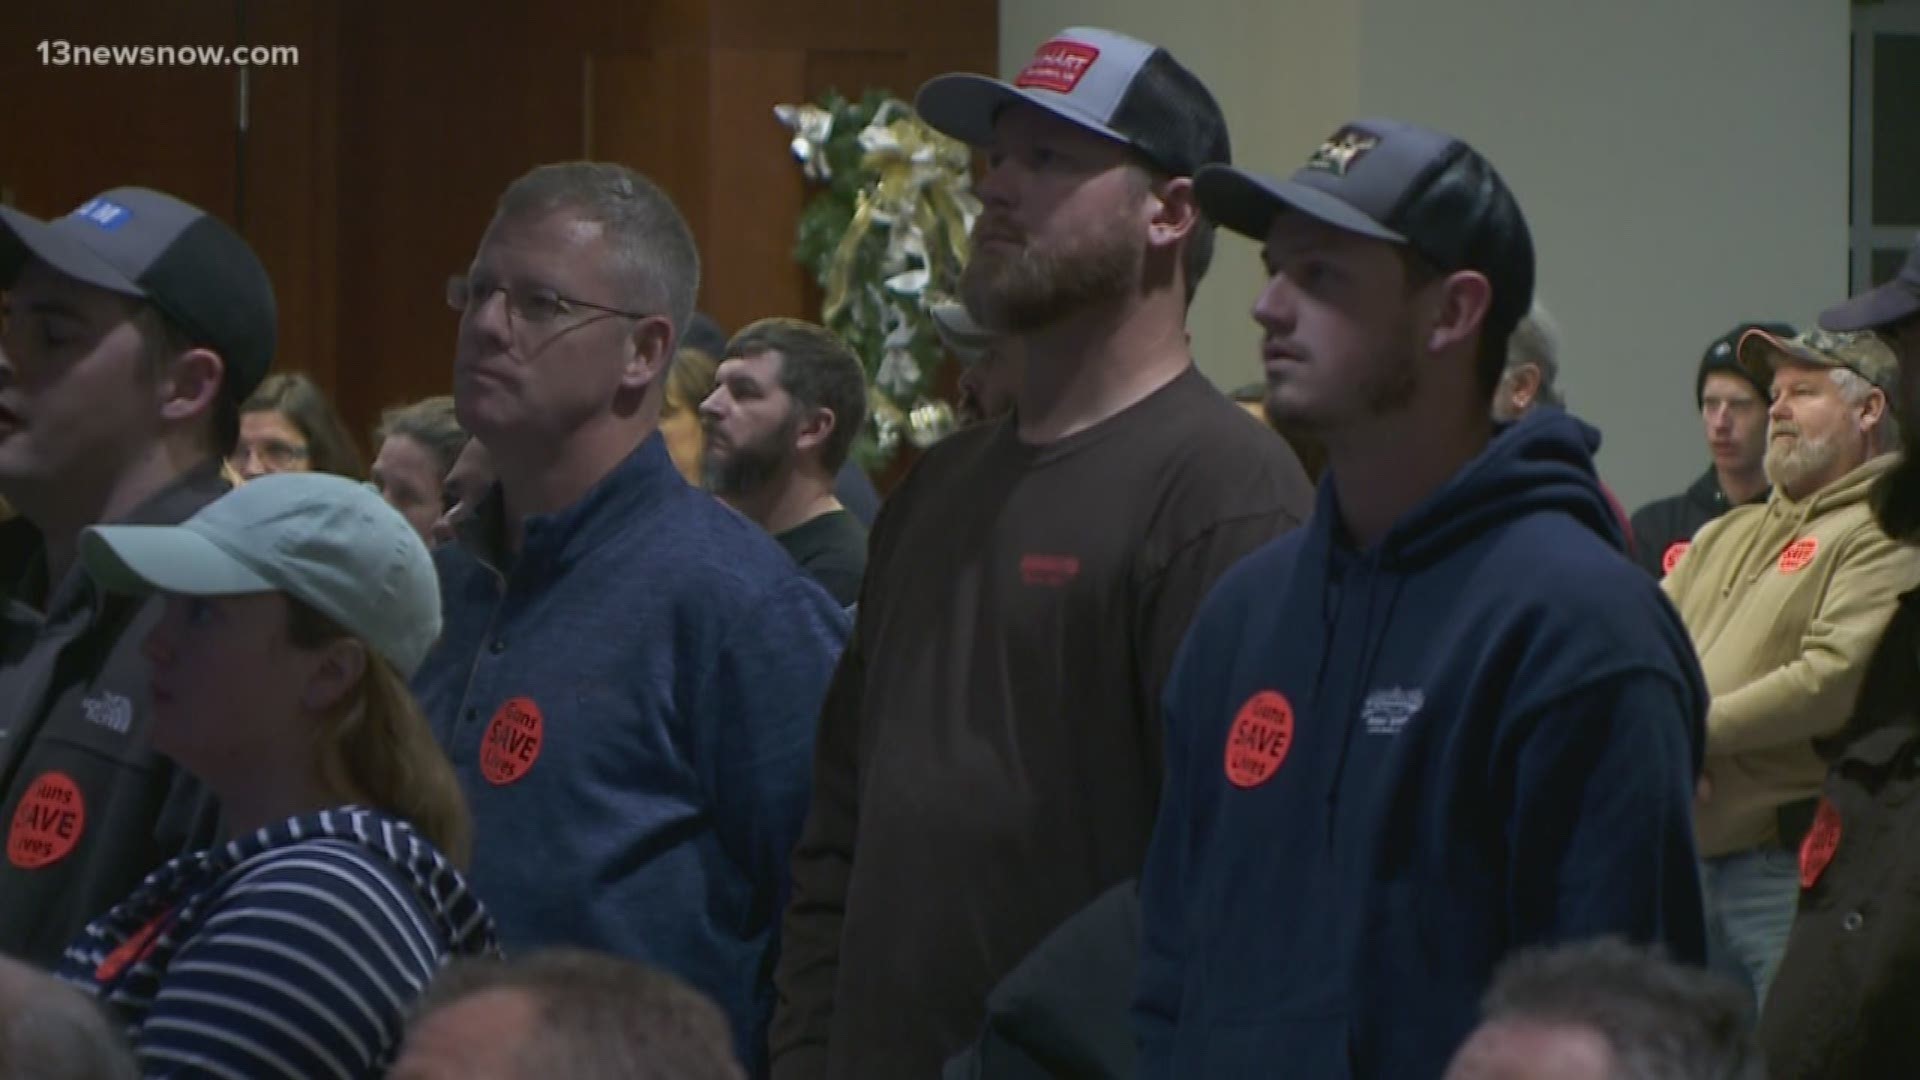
[1662,326,1920,1012]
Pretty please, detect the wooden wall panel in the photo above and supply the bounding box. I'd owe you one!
[0,0,997,469]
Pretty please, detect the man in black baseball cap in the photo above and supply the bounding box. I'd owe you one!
[0,186,275,964]
[1135,121,1708,1077]
[772,29,1314,1080]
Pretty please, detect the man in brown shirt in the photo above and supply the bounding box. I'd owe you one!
[770,27,1314,1079]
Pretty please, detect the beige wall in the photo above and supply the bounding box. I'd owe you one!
[998,1,1848,509]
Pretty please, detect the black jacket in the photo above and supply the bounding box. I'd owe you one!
[1761,588,1920,1079]
[1628,467,1765,579]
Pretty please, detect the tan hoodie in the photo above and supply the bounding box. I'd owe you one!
[1664,453,1920,857]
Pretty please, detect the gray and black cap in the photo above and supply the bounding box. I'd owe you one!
[0,187,276,401]
[914,27,1230,178]
[1196,119,1536,340]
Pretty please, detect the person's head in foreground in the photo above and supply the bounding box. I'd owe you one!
[390,949,747,1080]
[81,470,468,857]
[1735,326,1898,503]
[0,955,136,1080]
[1444,939,1763,1080]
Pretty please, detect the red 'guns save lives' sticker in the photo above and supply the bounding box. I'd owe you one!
[1662,541,1690,576]
[482,697,544,786]
[1779,538,1819,574]
[1799,797,1842,889]
[1225,691,1295,789]
[8,771,86,869]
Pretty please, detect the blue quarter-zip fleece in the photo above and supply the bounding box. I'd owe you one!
[1136,410,1708,1079]
[412,435,849,1075]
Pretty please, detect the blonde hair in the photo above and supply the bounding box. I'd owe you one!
[287,599,472,866]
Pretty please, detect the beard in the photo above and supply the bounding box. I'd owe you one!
[1763,425,1844,497]
[960,207,1142,333]
[702,412,798,498]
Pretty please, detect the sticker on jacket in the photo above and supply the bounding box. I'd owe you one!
[1799,796,1842,890]
[8,771,86,870]
[1225,691,1294,789]
[482,697,544,786]
[1362,688,1424,737]
[1662,541,1690,576]
[1779,538,1819,574]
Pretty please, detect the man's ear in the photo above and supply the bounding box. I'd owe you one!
[620,315,677,395]
[1426,270,1494,356]
[157,347,226,425]
[794,406,837,456]
[1145,175,1200,255]
[1860,385,1888,434]
[1504,363,1541,411]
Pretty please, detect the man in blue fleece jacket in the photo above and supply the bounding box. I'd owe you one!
[414,162,848,1076]
[1134,121,1709,1078]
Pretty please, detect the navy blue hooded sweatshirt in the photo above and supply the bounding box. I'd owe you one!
[1135,410,1708,1078]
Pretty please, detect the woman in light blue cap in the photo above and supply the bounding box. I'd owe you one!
[53,472,496,1079]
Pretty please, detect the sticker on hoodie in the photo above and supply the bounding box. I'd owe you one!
[1799,796,1841,889]
[8,771,86,869]
[1779,538,1819,574]
[1662,541,1690,576]
[482,697,544,786]
[1225,691,1294,788]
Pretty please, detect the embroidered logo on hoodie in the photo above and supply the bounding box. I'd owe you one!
[1362,688,1426,737]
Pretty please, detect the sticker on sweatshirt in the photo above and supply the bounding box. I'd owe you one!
[7,770,86,870]
[1362,688,1425,737]
[1225,691,1294,788]
[1778,538,1819,574]
[1662,541,1690,576]
[1799,796,1842,890]
[482,697,544,786]
[95,906,174,983]
[1020,554,1081,587]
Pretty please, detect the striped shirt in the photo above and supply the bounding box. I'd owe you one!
[57,807,497,1079]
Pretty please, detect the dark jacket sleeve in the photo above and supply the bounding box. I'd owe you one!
[769,605,867,1080]
[1503,672,1708,961]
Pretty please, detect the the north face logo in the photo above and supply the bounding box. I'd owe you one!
[81,690,133,735]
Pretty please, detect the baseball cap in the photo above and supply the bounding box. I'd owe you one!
[914,28,1230,178]
[1821,234,1920,333]
[0,187,276,402]
[1697,321,1794,406]
[928,299,993,363]
[1195,119,1536,339]
[80,473,441,678]
[1737,326,1901,397]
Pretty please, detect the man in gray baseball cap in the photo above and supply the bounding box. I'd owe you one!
[773,28,1314,1080]
[0,186,276,964]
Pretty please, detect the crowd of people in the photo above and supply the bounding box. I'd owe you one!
[2,23,1919,1080]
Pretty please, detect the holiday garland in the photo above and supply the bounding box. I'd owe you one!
[776,91,979,466]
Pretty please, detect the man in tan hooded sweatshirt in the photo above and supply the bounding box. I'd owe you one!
[1664,326,1920,1012]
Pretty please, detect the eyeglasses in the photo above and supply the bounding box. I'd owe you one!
[446,275,651,335]
[229,438,309,473]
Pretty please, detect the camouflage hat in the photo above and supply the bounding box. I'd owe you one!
[1737,327,1900,396]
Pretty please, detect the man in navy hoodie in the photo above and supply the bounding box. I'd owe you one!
[1134,120,1709,1077]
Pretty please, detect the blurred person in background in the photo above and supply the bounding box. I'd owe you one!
[234,371,364,480]
[372,394,469,543]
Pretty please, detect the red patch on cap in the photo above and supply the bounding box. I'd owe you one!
[482,697,544,786]
[1662,541,1690,576]
[8,771,86,870]
[1779,537,1819,574]
[1224,691,1294,789]
[1014,39,1100,93]
[1799,796,1842,889]
[95,907,173,983]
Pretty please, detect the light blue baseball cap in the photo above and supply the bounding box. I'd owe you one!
[80,472,442,677]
